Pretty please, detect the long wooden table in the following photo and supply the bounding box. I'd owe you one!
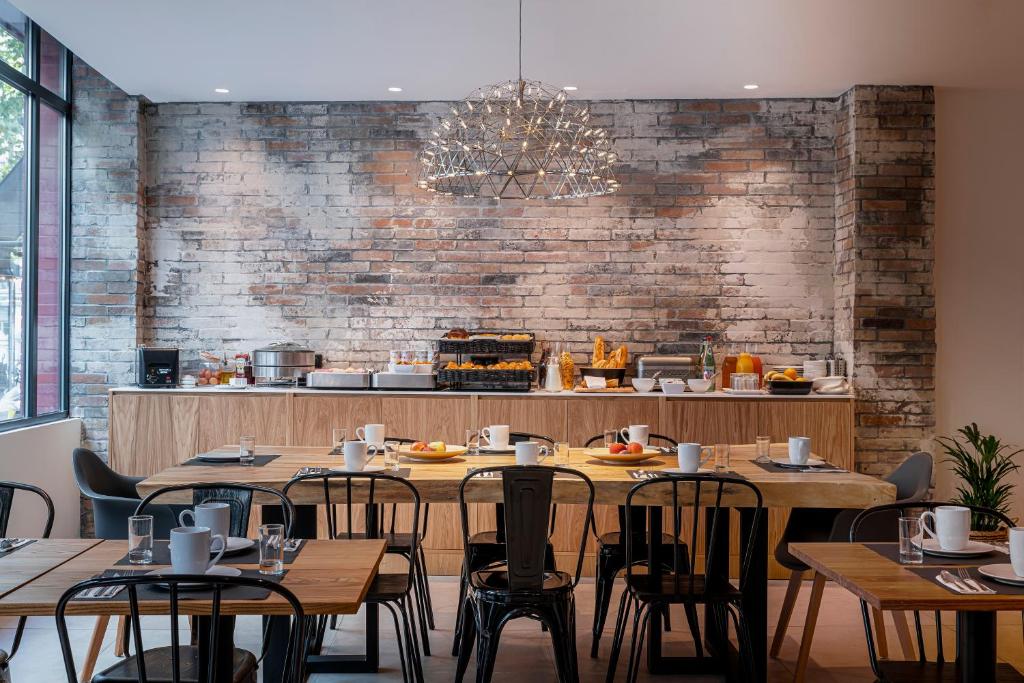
[137,443,893,682]
[791,543,1024,683]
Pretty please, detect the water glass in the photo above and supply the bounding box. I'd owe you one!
[603,429,619,448]
[259,523,285,575]
[331,428,348,451]
[554,441,570,466]
[755,435,772,463]
[239,435,256,466]
[128,515,153,565]
[384,440,401,471]
[899,517,924,564]
[465,429,480,455]
[714,444,730,471]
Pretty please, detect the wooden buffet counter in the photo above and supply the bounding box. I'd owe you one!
[108,387,855,578]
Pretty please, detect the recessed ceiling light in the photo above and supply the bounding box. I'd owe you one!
[562,85,578,91]
[388,86,403,92]
[214,88,230,94]
[743,84,759,90]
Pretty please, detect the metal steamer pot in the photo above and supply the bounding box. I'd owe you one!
[252,342,316,380]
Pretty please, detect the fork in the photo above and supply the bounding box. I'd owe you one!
[957,567,995,594]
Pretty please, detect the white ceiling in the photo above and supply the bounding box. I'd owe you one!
[13,0,1024,102]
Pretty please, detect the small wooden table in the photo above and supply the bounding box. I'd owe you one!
[791,542,1024,683]
[0,539,101,599]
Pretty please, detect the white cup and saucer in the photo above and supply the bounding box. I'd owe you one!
[179,502,254,554]
[331,441,385,473]
[979,527,1024,585]
[514,441,550,466]
[771,437,826,468]
[661,443,715,475]
[151,526,241,588]
[918,505,995,558]
[478,425,514,453]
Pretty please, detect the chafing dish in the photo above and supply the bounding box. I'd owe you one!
[306,370,372,389]
[252,342,316,381]
[372,372,436,391]
[636,354,698,381]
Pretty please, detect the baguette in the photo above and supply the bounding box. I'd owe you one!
[592,336,606,365]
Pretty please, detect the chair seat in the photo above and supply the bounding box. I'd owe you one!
[774,508,842,571]
[597,531,682,548]
[471,569,573,594]
[367,573,413,602]
[334,531,420,553]
[93,645,256,683]
[468,530,503,546]
[625,573,741,603]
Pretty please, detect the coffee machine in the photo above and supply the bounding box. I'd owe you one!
[136,347,180,388]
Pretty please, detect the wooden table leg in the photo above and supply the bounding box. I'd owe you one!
[79,615,109,683]
[891,611,915,660]
[113,615,126,657]
[871,607,889,659]
[771,570,805,658]
[793,571,826,683]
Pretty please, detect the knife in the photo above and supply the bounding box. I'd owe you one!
[939,570,975,593]
[936,571,966,594]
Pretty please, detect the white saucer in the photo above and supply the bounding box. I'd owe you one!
[978,564,1024,586]
[661,467,715,475]
[148,565,242,589]
[197,453,241,462]
[220,537,255,554]
[918,538,996,558]
[771,457,826,468]
[478,444,515,454]
[330,465,386,473]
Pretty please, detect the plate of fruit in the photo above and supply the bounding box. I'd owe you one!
[400,441,468,461]
[583,442,662,464]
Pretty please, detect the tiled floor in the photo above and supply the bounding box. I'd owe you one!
[4,577,1024,681]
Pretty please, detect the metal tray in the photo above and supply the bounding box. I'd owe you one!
[306,371,372,389]
[372,373,436,390]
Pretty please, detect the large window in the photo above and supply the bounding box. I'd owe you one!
[0,0,69,429]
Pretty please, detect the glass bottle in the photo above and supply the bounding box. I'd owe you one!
[698,336,716,381]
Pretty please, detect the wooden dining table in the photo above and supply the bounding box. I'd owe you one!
[137,443,895,682]
[791,542,1024,683]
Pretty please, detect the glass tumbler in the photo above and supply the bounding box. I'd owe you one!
[755,436,772,463]
[465,429,480,455]
[128,515,153,565]
[384,440,401,471]
[331,428,348,453]
[714,444,731,471]
[899,517,924,564]
[239,435,256,466]
[554,442,570,466]
[604,429,619,448]
[259,523,286,575]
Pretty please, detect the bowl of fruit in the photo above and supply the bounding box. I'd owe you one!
[583,442,663,464]
[764,368,813,395]
[401,441,468,462]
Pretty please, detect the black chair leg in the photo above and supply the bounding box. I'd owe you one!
[454,598,477,683]
[409,556,432,656]
[624,602,651,683]
[475,602,503,683]
[416,544,436,629]
[544,602,580,683]
[383,601,412,683]
[663,603,672,631]
[452,566,470,656]
[605,590,633,683]
[398,597,425,683]
[684,601,703,658]
[591,552,616,658]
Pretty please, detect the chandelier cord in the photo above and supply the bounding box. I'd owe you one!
[517,0,523,83]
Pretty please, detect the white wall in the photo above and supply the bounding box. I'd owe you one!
[934,88,1024,518]
[0,419,82,538]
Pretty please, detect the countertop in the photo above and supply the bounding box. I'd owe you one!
[109,386,853,400]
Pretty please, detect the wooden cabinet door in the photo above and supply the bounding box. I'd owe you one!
[291,395,382,446]
[196,395,290,453]
[661,399,757,446]
[566,398,661,447]
[379,396,472,443]
[756,400,854,468]
[109,393,199,476]
[476,398,568,442]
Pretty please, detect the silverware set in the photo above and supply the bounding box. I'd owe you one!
[78,574,127,600]
[0,538,30,553]
[295,467,327,476]
[631,471,663,480]
[936,568,996,594]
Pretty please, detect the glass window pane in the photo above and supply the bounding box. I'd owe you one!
[0,0,26,74]
[35,104,62,415]
[39,29,63,96]
[0,81,25,422]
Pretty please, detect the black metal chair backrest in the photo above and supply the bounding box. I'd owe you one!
[624,474,764,592]
[136,482,295,539]
[386,436,418,444]
[850,501,1014,674]
[283,472,421,582]
[0,481,54,538]
[509,432,555,447]
[55,572,306,683]
[585,432,677,447]
[459,466,594,592]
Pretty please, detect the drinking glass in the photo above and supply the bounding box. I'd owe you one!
[554,441,570,466]
[755,436,772,463]
[714,443,730,471]
[331,428,348,453]
[259,523,285,575]
[465,429,480,455]
[603,429,619,448]
[128,515,153,565]
[384,440,401,472]
[239,435,256,466]
[899,517,924,564]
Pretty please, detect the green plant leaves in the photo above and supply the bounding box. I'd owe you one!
[937,422,1023,532]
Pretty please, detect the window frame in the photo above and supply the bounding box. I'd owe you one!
[0,18,71,433]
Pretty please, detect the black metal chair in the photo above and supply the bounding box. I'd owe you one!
[283,471,425,683]
[771,451,933,659]
[451,432,559,657]
[0,480,54,661]
[135,482,295,540]
[454,465,594,683]
[606,474,764,683]
[583,432,692,657]
[55,572,306,683]
[849,502,1014,683]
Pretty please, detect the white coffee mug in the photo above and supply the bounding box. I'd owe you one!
[356,424,386,446]
[920,505,971,551]
[343,440,379,471]
[515,441,550,466]
[620,425,650,446]
[677,443,714,473]
[169,526,226,574]
[481,425,510,449]
[179,502,231,544]
[1010,528,1024,577]
[788,436,812,465]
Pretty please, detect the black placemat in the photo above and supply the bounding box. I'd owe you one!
[74,568,287,602]
[627,470,744,481]
[182,454,282,467]
[114,539,307,567]
[753,461,847,474]
[865,542,1006,567]
[292,467,410,478]
[908,566,1024,595]
[0,539,37,558]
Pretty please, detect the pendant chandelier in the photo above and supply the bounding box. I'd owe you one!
[417,0,619,200]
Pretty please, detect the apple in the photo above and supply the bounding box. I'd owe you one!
[608,443,627,454]
[627,442,644,455]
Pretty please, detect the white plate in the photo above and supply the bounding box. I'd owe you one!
[330,465,386,473]
[978,564,1024,586]
[196,453,241,462]
[147,565,242,590]
[661,467,715,475]
[722,388,765,396]
[918,538,996,558]
[477,444,515,454]
[771,457,827,468]
[220,537,255,554]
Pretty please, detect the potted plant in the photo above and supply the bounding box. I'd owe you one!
[937,422,1023,537]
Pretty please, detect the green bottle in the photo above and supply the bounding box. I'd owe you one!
[699,336,715,380]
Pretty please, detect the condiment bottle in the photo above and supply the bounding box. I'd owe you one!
[544,343,562,392]
[736,351,754,374]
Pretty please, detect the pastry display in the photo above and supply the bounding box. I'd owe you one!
[559,351,575,390]
[445,328,470,339]
[444,360,533,371]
